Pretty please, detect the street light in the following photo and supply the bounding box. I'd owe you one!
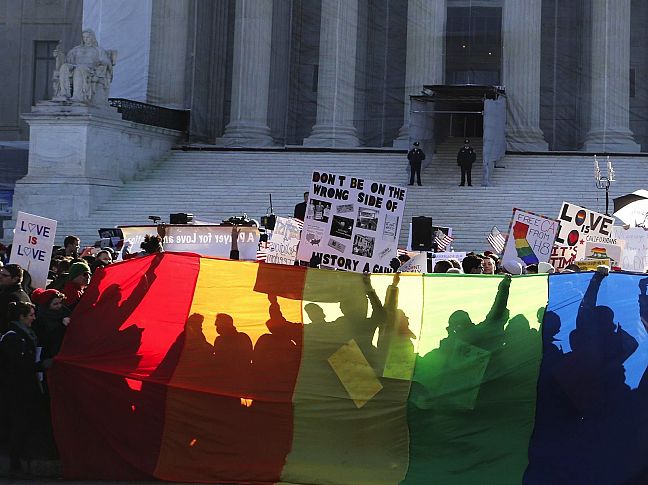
[594,155,615,215]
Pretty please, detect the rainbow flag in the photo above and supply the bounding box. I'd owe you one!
[49,254,648,483]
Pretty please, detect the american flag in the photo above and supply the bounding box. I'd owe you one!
[434,233,454,252]
[487,226,506,254]
[291,217,304,230]
[256,242,269,262]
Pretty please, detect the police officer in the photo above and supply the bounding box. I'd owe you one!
[457,139,476,186]
[407,141,425,186]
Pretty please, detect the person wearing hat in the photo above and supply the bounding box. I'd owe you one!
[61,261,91,309]
[457,139,476,186]
[407,141,426,186]
[31,288,70,359]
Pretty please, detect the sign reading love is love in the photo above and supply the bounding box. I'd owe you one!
[10,211,57,288]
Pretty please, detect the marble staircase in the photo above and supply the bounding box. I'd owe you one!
[50,138,648,252]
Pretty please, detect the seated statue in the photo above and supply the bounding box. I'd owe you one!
[52,29,117,106]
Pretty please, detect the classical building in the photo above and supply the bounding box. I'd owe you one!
[2,0,648,152]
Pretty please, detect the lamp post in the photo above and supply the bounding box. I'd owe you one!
[594,155,615,215]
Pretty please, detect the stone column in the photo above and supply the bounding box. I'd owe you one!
[583,0,639,152]
[304,0,360,147]
[502,0,548,151]
[393,0,446,148]
[148,0,191,109]
[218,0,274,146]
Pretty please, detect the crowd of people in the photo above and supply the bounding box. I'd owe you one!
[0,226,607,478]
[0,233,164,478]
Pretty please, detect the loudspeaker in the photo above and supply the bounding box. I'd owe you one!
[170,212,193,224]
[411,216,433,251]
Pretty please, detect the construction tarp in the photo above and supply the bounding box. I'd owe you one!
[49,253,648,483]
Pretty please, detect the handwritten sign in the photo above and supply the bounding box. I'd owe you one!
[612,227,648,272]
[266,217,302,265]
[554,202,616,259]
[10,212,57,288]
[502,209,559,266]
[549,245,579,272]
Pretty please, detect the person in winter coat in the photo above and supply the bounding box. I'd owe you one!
[407,141,426,186]
[0,301,53,477]
[31,288,71,359]
[457,139,476,186]
[0,264,31,334]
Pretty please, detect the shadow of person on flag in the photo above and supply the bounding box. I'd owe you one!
[405,275,548,484]
[409,275,512,411]
[525,269,645,485]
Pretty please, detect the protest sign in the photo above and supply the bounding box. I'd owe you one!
[297,170,407,273]
[120,225,259,260]
[549,245,579,271]
[502,209,559,266]
[266,217,302,265]
[10,211,57,288]
[582,241,623,268]
[430,251,467,270]
[554,202,616,259]
[398,252,428,273]
[575,259,611,271]
[612,227,648,272]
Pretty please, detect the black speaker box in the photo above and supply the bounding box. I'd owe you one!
[411,216,433,251]
[170,213,193,224]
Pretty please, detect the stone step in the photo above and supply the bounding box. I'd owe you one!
[43,139,648,252]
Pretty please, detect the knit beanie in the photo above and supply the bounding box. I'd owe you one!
[31,288,64,306]
[69,261,91,280]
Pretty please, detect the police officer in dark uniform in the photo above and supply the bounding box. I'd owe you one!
[457,139,476,186]
[407,141,425,186]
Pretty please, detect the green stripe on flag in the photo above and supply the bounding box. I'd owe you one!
[404,275,547,484]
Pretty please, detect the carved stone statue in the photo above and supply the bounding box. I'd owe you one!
[52,29,117,106]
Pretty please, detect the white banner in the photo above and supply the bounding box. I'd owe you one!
[502,209,559,266]
[266,217,302,266]
[297,171,407,273]
[554,202,616,259]
[120,225,259,260]
[612,227,648,272]
[431,251,467,265]
[10,211,57,289]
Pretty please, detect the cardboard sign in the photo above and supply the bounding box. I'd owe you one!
[297,170,407,273]
[120,225,259,260]
[582,241,623,268]
[10,211,57,289]
[549,246,579,272]
[398,252,428,273]
[612,227,648,272]
[554,202,616,259]
[266,217,302,265]
[502,209,559,266]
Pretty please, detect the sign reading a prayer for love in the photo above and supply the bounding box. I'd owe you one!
[10,211,57,289]
[502,208,559,267]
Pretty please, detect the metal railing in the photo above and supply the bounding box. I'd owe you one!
[109,98,190,132]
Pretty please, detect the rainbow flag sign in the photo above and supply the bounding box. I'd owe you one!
[49,254,648,483]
